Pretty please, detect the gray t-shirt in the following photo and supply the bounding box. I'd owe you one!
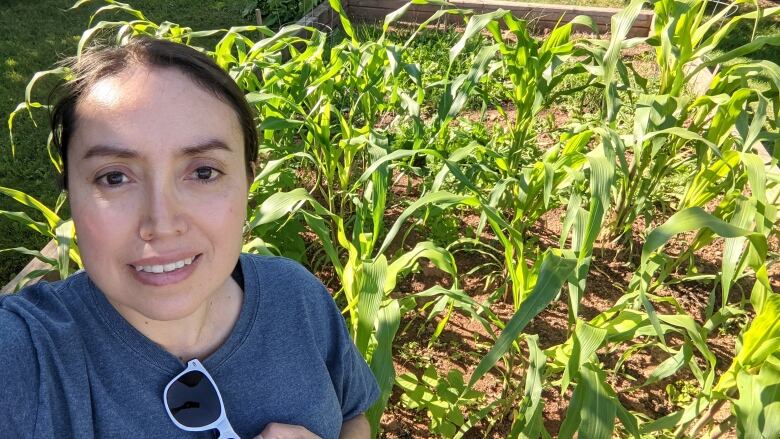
[0,254,379,438]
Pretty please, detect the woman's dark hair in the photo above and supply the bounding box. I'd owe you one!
[50,38,258,189]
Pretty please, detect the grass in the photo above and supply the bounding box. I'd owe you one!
[706,2,780,67]
[0,0,257,285]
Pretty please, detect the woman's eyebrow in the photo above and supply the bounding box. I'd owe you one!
[82,145,138,160]
[180,139,233,156]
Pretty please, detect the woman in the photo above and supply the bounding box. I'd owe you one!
[0,38,379,438]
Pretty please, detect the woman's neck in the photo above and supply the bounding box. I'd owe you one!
[109,278,244,362]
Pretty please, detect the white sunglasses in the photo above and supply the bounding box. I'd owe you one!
[163,359,241,439]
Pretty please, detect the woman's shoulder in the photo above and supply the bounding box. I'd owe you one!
[239,253,336,314]
[240,253,327,295]
[0,271,91,336]
[0,272,96,435]
[0,304,38,380]
[0,305,35,353]
[0,306,40,431]
[241,253,317,279]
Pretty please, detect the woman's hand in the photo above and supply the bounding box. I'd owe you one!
[253,413,370,439]
[339,414,370,439]
[254,423,322,439]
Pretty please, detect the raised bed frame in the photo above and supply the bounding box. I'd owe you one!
[287,0,654,36]
[346,0,653,36]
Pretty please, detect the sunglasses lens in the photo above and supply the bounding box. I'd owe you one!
[166,370,222,428]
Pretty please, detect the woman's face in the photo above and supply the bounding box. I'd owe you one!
[68,65,248,322]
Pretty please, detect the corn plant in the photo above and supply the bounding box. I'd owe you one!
[486,12,600,172]
[200,2,515,432]
[539,202,777,437]
[423,9,617,320]
[609,0,780,239]
[0,187,80,289]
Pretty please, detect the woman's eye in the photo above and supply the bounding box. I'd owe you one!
[97,171,129,186]
[193,166,221,182]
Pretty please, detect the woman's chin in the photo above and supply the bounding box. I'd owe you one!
[135,300,206,322]
[108,290,209,323]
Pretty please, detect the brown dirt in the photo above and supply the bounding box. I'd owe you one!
[360,147,773,438]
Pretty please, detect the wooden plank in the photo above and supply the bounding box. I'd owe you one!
[1,239,59,294]
[348,0,654,36]
[350,6,649,36]
[349,0,647,14]
[351,5,613,20]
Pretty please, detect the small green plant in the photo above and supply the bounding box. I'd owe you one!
[397,365,486,437]
[666,379,699,408]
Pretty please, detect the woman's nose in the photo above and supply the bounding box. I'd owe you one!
[138,183,188,241]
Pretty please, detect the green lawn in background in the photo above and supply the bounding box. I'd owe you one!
[0,0,255,285]
[711,5,780,67]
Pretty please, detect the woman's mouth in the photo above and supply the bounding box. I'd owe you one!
[133,256,196,273]
[129,254,201,286]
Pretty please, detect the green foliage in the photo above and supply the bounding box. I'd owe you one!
[241,0,320,28]
[666,380,700,408]
[397,365,485,437]
[0,186,80,289]
[732,353,780,439]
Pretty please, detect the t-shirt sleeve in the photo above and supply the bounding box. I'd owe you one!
[310,283,381,421]
[332,323,381,421]
[260,256,381,423]
[0,307,40,437]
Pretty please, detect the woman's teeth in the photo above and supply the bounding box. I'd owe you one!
[134,256,194,273]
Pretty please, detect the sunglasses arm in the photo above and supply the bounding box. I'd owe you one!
[214,417,241,439]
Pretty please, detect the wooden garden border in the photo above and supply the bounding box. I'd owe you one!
[259,0,654,37]
[346,0,653,37]
[2,240,58,293]
[2,1,774,293]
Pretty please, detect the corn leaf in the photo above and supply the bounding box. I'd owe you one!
[465,251,576,390]
[733,353,780,439]
[366,299,401,436]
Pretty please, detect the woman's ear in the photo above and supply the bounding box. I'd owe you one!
[247,161,257,186]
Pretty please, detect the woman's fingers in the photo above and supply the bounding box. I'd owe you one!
[255,422,322,439]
